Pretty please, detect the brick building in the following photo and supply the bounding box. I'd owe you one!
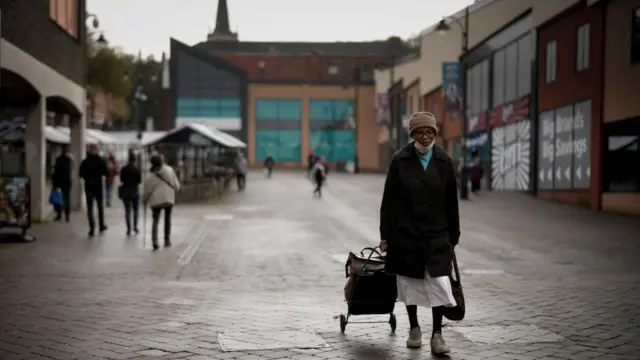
[599,0,640,215]
[0,0,89,221]
[165,0,411,170]
[535,1,606,210]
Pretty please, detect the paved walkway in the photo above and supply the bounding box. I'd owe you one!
[0,171,639,359]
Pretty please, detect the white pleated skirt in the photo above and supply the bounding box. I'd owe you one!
[396,269,457,308]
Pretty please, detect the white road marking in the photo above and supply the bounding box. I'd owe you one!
[177,229,208,266]
[203,214,234,221]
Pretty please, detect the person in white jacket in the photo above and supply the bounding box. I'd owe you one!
[142,154,181,250]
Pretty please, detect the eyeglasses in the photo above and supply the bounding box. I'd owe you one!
[413,128,436,138]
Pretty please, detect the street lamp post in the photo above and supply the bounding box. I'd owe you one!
[436,6,470,200]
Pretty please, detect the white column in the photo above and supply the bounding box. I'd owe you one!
[25,97,46,222]
[70,112,86,211]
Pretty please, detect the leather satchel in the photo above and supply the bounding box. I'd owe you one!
[444,249,465,321]
[344,247,386,301]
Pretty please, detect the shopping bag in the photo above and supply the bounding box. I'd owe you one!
[49,189,64,206]
[443,249,465,321]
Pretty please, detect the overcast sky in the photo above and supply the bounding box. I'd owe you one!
[87,0,476,58]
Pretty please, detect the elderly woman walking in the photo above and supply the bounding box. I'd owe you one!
[379,112,460,356]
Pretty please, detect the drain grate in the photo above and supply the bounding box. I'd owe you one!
[451,325,566,345]
[218,329,328,351]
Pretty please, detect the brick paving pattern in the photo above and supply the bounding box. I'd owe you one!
[0,171,639,359]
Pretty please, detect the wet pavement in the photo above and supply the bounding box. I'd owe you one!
[0,170,639,360]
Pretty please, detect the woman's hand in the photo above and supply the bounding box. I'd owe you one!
[379,239,387,252]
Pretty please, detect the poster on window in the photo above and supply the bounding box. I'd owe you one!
[491,120,531,191]
[536,100,591,190]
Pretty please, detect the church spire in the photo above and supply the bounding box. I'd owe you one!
[207,0,238,42]
[214,0,230,35]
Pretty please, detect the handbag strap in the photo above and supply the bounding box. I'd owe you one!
[155,172,176,190]
[451,249,462,285]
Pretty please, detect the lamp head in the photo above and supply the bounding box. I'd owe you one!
[435,19,451,35]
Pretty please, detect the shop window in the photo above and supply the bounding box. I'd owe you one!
[576,23,590,71]
[517,34,531,97]
[492,49,505,107]
[480,60,489,111]
[466,68,472,118]
[49,0,78,38]
[465,60,490,117]
[505,42,518,102]
[545,41,557,83]
[633,8,640,64]
[603,118,640,192]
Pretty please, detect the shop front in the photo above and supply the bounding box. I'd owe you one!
[488,95,532,191]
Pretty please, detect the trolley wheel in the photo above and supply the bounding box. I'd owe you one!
[339,314,347,333]
[389,314,397,332]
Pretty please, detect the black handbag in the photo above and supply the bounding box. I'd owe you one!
[443,249,465,321]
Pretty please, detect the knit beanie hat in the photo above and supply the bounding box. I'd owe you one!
[408,112,438,136]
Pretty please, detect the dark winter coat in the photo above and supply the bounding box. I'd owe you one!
[52,154,73,189]
[379,143,460,279]
[119,163,141,199]
[79,154,108,193]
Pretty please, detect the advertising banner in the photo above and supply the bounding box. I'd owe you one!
[375,93,390,125]
[536,100,591,190]
[0,176,30,229]
[442,62,462,112]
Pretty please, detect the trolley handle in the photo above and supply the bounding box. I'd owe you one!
[360,246,383,260]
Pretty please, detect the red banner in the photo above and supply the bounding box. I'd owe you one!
[488,95,531,127]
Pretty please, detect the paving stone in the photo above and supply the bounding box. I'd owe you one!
[218,330,328,351]
[450,325,566,344]
[0,172,639,359]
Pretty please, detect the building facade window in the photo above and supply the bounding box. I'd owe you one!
[466,59,489,117]
[255,99,302,163]
[633,8,640,64]
[309,99,356,162]
[505,42,518,102]
[492,34,531,107]
[545,40,557,83]
[328,65,340,75]
[603,117,640,192]
[49,0,78,38]
[576,23,590,71]
[517,34,532,97]
[493,49,506,107]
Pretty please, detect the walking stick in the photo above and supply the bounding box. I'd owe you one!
[142,204,147,247]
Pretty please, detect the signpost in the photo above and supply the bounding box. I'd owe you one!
[536,100,591,190]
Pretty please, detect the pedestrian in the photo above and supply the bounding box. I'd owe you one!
[51,145,72,222]
[79,144,109,236]
[468,150,483,196]
[119,152,142,236]
[379,111,460,356]
[235,151,248,191]
[311,156,327,198]
[105,153,118,207]
[264,154,275,178]
[142,154,181,251]
[307,150,318,176]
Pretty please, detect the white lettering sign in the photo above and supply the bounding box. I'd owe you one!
[502,104,514,122]
[555,138,587,159]
[468,115,478,132]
